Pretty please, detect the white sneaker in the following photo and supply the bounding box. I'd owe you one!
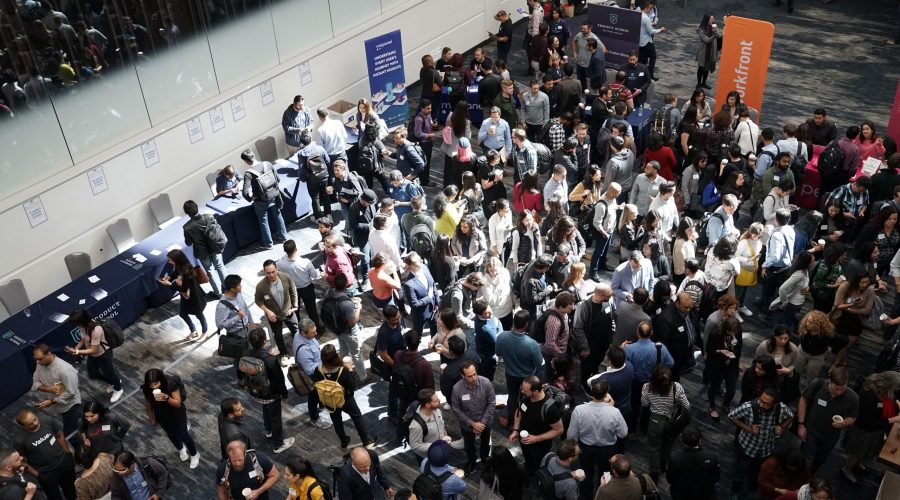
[265,431,273,438]
[273,437,295,454]
[105,386,114,394]
[110,388,124,404]
[179,446,189,462]
[738,306,753,317]
[189,453,200,469]
[310,418,332,429]
[736,313,744,324]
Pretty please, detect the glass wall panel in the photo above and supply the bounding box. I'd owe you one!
[381,0,412,11]
[329,0,380,36]
[0,103,72,199]
[270,0,333,62]
[202,0,278,92]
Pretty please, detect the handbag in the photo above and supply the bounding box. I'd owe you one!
[287,363,315,396]
[666,385,692,436]
[191,264,209,285]
[442,124,453,144]
[217,334,247,358]
[368,351,389,380]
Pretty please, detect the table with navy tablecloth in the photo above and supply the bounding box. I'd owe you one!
[627,108,652,155]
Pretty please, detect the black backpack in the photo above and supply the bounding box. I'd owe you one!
[444,71,465,96]
[399,403,428,447]
[391,355,424,398]
[681,278,716,319]
[789,141,808,183]
[817,140,844,188]
[302,153,328,182]
[96,318,125,349]
[140,456,173,491]
[319,295,351,334]
[412,460,453,500]
[409,222,435,257]
[247,162,281,202]
[696,211,725,250]
[529,309,563,344]
[439,282,462,310]
[536,453,571,500]
[650,107,674,141]
[357,142,382,174]
[533,142,553,175]
[511,264,528,300]
[201,215,228,254]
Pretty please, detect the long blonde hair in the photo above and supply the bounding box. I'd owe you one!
[618,203,638,231]
[562,262,586,288]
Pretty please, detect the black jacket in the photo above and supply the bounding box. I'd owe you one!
[182,214,219,260]
[478,73,502,109]
[652,303,701,374]
[241,348,288,400]
[666,446,720,500]
[217,415,252,459]
[337,450,390,500]
[622,62,651,94]
[348,200,376,247]
[110,457,169,499]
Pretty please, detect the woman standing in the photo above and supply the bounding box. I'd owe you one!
[775,252,814,332]
[547,8,570,48]
[643,132,678,180]
[676,105,701,168]
[856,207,900,275]
[702,111,736,167]
[617,203,643,260]
[65,309,124,403]
[284,459,327,500]
[672,218,697,287]
[568,165,603,213]
[705,316,742,420]
[419,54,441,121]
[433,193,464,238]
[541,196,566,236]
[695,13,721,90]
[738,355,780,404]
[429,234,459,290]
[681,151,708,217]
[822,198,849,243]
[809,242,846,312]
[487,198,513,260]
[141,368,200,468]
[793,311,836,386]
[513,171,543,215]
[460,171,486,229]
[846,241,889,293]
[157,249,207,340]
[451,215,488,276]
[479,150,507,218]
[354,98,385,141]
[831,272,874,367]
[509,210,543,269]
[80,401,130,465]
[441,102,472,187]
[757,448,811,500]
[368,253,401,310]
[402,252,439,338]
[735,223,763,315]
[311,345,377,450]
[74,452,114,500]
[480,256,514,330]
[561,262,591,303]
[756,326,801,401]
[547,217,586,262]
[704,236,741,301]
[641,364,691,482]
[840,371,900,483]
[720,90,748,128]
[430,309,466,362]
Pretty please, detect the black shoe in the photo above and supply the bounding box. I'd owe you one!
[364,436,379,449]
[590,272,602,282]
[651,76,659,82]
[702,84,712,90]
[206,291,221,300]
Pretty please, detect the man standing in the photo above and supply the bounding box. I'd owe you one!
[282,95,313,156]
[216,275,257,340]
[323,234,356,292]
[510,128,538,183]
[255,260,298,365]
[13,410,75,500]
[473,300,501,382]
[602,137,635,200]
[555,65,582,117]
[622,51,652,109]
[239,329,296,455]
[337,448,394,500]
[761,152,795,196]
[315,106,348,168]
[324,273,371,384]
[385,129,425,182]
[407,389,452,461]
[451,362,495,474]
[492,11,513,63]
[0,449,45,499]
[571,284,616,389]
[348,189,378,280]
[477,106,513,156]
[761,209,796,315]
[292,318,331,430]
[652,293,701,380]
[110,451,170,500]
[666,426,720,500]
[520,81,549,144]
[277,240,321,328]
[571,21,603,90]
[597,454,657,499]
[611,251,655,306]
[705,194,740,248]
[638,0,666,81]
[509,376,564,475]
[590,183,621,280]
[477,58,501,110]
[538,292,577,373]
[538,440,581,500]
[567,379,628,499]
[375,305,407,422]
[215,440,280,500]
[217,398,251,459]
[30,345,82,464]
[586,39,606,90]
[393,330,435,417]
[826,176,871,239]
[797,367,859,473]
[328,159,365,226]
[241,149,287,250]
[412,99,436,186]
[776,123,808,167]
[629,161,666,219]
[593,345,635,426]
[613,288,650,346]
[182,200,227,298]
[624,322,674,424]
[728,388,794,497]
[495,310,544,427]
[493,80,518,132]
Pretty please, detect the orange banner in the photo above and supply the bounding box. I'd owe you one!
[714,16,775,122]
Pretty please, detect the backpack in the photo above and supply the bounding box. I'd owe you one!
[529,309,563,344]
[789,141,808,183]
[220,450,265,488]
[636,473,659,500]
[167,374,188,402]
[533,142,553,175]
[391,355,424,398]
[247,162,281,202]
[696,211,725,249]
[303,153,328,181]
[409,222,435,257]
[351,171,369,191]
[96,318,125,349]
[750,397,783,426]
[319,294,351,334]
[541,384,569,421]
[682,279,716,319]
[817,140,844,187]
[201,215,228,254]
[539,121,556,149]
[357,142,382,174]
[650,106,674,140]
[407,117,421,144]
[140,456,173,491]
[412,460,454,500]
[439,282,463,310]
[444,71,465,96]
[304,480,332,500]
[399,404,428,447]
[536,453,571,500]
[315,367,346,412]
[238,356,272,399]
[609,86,623,105]
[511,264,528,299]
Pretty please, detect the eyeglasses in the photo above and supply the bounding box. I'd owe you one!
[113,467,129,474]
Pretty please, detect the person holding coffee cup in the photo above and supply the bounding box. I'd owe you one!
[508,375,564,474]
[796,366,859,474]
[537,439,581,500]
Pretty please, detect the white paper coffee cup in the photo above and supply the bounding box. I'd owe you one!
[242,488,252,498]
[519,430,529,438]
[832,415,844,423]
[152,389,161,396]
[574,469,585,480]
[818,239,826,246]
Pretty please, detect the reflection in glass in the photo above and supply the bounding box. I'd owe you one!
[201,0,278,91]
[328,0,381,36]
[270,0,333,62]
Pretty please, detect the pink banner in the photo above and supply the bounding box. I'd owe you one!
[888,79,900,145]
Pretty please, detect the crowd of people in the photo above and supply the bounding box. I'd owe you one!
[4,1,900,500]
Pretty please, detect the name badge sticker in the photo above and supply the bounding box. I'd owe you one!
[817,399,827,407]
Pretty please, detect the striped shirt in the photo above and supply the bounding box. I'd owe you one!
[640,382,690,415]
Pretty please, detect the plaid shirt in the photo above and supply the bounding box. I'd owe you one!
[828,183,869,217]
[547,120,566,151]
[728,401,794,458]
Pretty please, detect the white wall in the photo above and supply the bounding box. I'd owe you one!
[0,0,519,318]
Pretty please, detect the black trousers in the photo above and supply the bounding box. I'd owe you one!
[462,427,491,467]
[38,452,76,500]
[578,442,617,500]
[270,316,298,357]
[261,399,284,444]
[522,439,552,475]
[295,285,321,326]
[506,375,524,423]
[420,141,434,184]
[306,178,330,218]
[638,42,657,79]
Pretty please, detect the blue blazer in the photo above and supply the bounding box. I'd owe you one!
[402,267,437,323]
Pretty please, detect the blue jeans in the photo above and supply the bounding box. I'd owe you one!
[179,305,208,334]
[199,253,227,295]
[253,199,287,248]
[86,350,121,390]
[590,230,612,274]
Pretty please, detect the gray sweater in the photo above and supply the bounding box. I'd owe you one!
[629,174,666,216]
[778,270,809,306]
[408,408,447,458]
[602,150,635,194]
